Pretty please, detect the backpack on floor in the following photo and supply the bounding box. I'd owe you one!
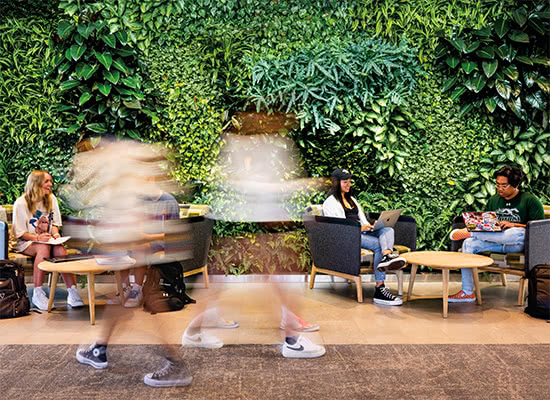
[525,265,550,320]
[143,261,187,314]
[0,260,30,318]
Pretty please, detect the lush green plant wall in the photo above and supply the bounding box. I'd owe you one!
[1,0,549,275]
[0,1,78,204]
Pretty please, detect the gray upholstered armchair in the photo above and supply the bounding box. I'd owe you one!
[304,213,417,302]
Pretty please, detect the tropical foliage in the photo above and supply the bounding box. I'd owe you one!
[1,0,549,275]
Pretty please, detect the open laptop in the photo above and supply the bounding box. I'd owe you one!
[462,211,502,232]
[44,254,94,263]
[371,209,402,232]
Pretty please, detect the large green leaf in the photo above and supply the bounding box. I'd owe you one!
[482,60,498,78]
[82,64,99,80]
[502,64,519,80]
[464,193,475,205]
[461,60,477,74]
[86,123,107,133]
[516,56,533,65]
[476,46,495,59]
[122,76,140,89]
[103,69,120,84]
[472,27,491,37]
[60,80,80,90]
[472,73,487,93]
[495,44,517,62]
[115,31,129,45]
[446,55,460,68]
[112,57,129,74]
[494,96,507,111]
[495,81,512,99]
[441,76,457,92]
[484,97,497,113]
[97,82,112,96]
[534,76,550,92]
[464,41,480,54]
[70,44,86,61]
[57,21,74,39]
[508,30,529,43]
[458,103,474,116]
[448,39,465,52]
[77,23,94,39]
[527,18,545,35]
[512,7,528,27]
[526,92,545,110]
[531,57,550,66]
[123,100,142,109]
[494,17,510,38]
[79,92,92,106]
[95,51,113,70]
[102,34,117,48]
[450,86,466,100]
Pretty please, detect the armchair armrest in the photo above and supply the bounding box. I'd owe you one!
[304,215,361,276]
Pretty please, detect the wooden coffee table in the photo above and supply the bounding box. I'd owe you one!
[402,251,494,318]
[38,258,135,325]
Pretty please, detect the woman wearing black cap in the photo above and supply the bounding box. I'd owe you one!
[323,168,405,306]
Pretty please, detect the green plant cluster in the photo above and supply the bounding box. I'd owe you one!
[0,0,78,204]
[436,3,550,125]
[2,0,550,275]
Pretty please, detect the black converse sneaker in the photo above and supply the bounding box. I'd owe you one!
[76,344,108,369]
[144,359,193,387]
[373,285,403,306]
[377,253,406,272]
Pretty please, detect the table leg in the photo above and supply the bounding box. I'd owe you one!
[87,273,96,325]
[407,264,418,300]
[47,271,58,312]
[442,268,449,318]
[114,270,124,303]
[472,267,482,305]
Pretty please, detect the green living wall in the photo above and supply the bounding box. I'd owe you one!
[1,0,549,274]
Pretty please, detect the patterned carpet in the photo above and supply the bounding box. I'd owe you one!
[1,344,548,400]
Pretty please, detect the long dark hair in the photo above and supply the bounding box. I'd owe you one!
[328,177,354,209]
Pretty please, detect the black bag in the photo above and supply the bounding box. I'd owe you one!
[525,265,550,320]
[0,260,30,318]
[143,261,190,314]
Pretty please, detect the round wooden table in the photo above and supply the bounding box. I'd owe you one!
[402,251,494,318]
[38,258,135,325]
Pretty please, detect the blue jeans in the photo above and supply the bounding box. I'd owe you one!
[361,227,394,282]
[460,228,525,294]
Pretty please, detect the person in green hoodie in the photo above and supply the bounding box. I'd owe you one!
[448,166,545,302]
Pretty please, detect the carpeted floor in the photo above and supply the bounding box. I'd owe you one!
[1,344,548,400]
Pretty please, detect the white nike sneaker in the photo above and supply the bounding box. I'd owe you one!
[182,332,223,349]
[67,285,84,307]
[282,335,326,358]
[32,286,51,311]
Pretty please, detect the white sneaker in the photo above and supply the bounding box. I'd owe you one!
[32,286,51,311]
[124,285,143,308]
[67,285,84,307]
[282,335,326,358]
[106,286,130,305]
[182,332,223,349]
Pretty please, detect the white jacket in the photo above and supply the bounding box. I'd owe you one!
[322,195,368,226]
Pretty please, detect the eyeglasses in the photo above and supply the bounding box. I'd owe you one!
[495,183,510,189]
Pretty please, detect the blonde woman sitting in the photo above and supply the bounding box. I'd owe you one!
[12,170,83,310]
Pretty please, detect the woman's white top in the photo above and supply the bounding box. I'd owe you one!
[12,194,62,253]
[322,195,368,226]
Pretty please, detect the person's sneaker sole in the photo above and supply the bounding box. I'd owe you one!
[68,300,84,308]
[279,324,320,332]
[282,345,326,359]
[377,259,406,272]
[143,374,193,387]
[373,298,403,306]
[76,351,108,369]
[448,297,476,303]
[182,335,224,349]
